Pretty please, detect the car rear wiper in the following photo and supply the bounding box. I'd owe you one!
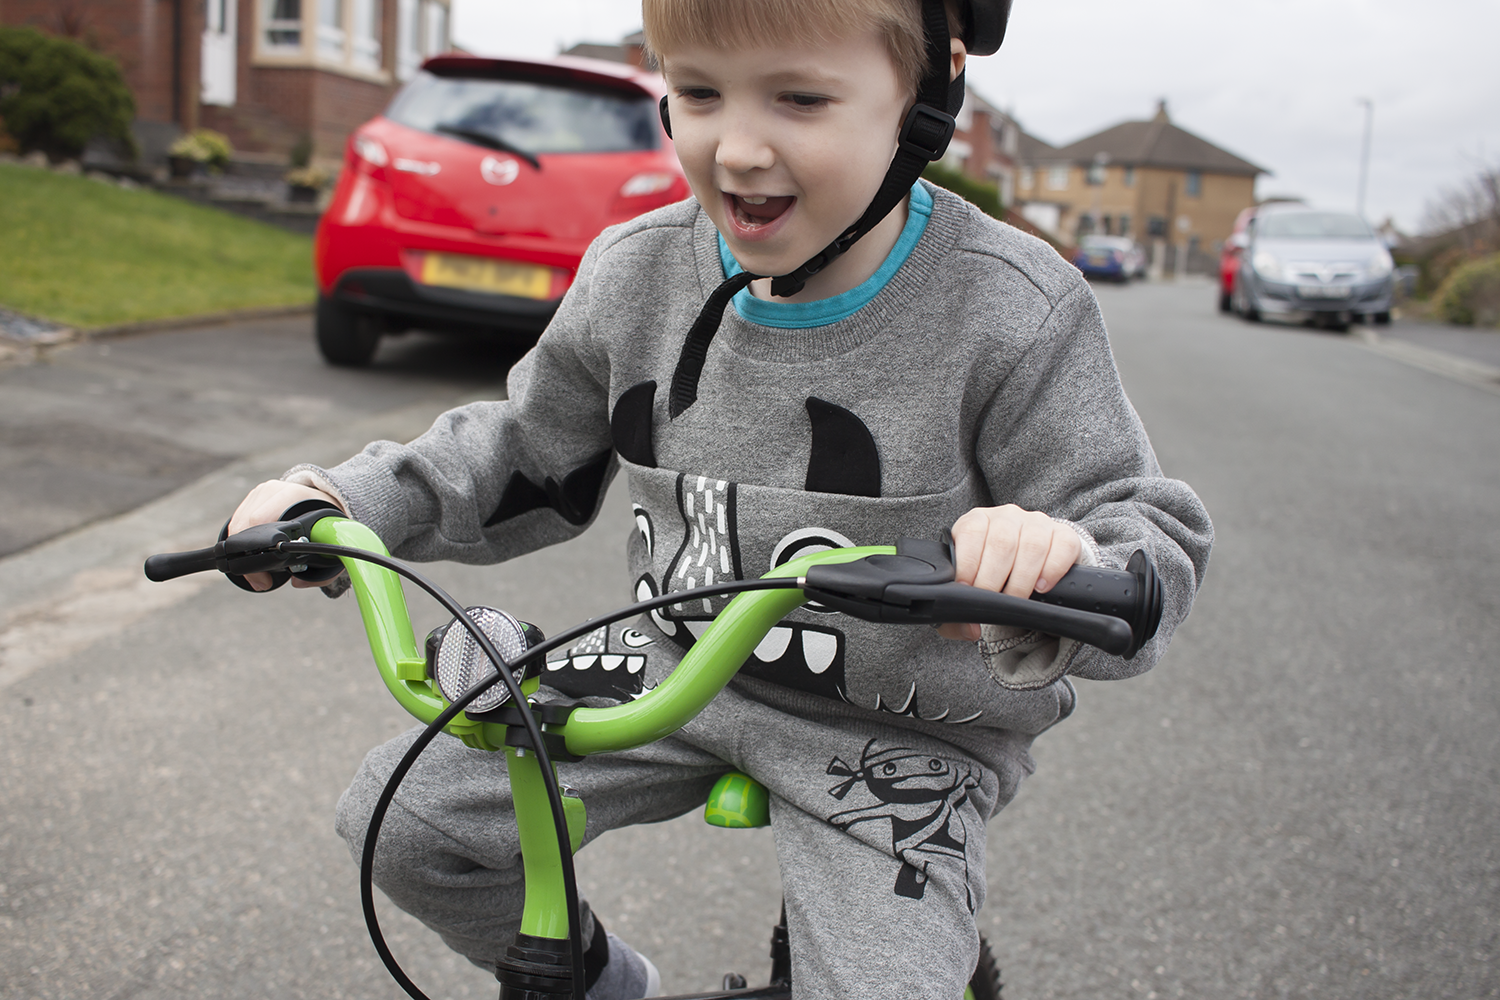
[434,124,541,171]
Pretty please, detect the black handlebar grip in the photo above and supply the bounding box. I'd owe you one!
[1030,550,1163,659]
[144,547,219,582]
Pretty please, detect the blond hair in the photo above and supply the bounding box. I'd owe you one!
[642,0,961,97]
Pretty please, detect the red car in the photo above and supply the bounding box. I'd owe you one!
[314,54,689,365]
[1218,206,1256,313]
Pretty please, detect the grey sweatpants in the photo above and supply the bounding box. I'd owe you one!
[336,626,1031,999]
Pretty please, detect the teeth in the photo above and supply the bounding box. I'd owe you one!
[601,654,624,671]
[753,627,793,663]
[802,631,838,674]
[741,195,767,205]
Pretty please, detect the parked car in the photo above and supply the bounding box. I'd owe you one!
[314,54,689,365]
[1231,205,1394,329]
[1072,236,1146,283]
[1218,206,1256,312]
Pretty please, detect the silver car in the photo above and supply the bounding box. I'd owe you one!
[1233,205,1394,329]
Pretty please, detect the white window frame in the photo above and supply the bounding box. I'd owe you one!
[1046,166,1069,191]
[256,0,400,83]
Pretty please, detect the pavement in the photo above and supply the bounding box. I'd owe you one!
[2,281,1498,999]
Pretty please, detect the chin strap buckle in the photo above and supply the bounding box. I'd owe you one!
[898,103,957,161]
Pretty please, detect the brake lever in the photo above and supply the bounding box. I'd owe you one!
[802,538,1149,657]
[217,500,346,592]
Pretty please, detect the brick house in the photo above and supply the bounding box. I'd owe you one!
[942,85,1022,206]
[0,0,452,165]
[1015,101,1266,270]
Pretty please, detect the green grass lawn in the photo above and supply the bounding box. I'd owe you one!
[0,163,315,328]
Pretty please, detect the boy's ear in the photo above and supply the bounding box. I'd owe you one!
[659,95,673,139]
[949,37,967,83]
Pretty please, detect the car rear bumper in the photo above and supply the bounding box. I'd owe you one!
[330,267,560,336]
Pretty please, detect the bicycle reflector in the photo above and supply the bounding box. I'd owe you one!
[427,606,537,714]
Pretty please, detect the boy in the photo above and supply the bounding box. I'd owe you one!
[230,0,1212,996]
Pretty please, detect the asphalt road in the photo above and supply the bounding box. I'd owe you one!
[0,319,522,558]
[1,281,1496,1000]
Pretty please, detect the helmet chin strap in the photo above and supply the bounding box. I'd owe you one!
[669,0,959,419]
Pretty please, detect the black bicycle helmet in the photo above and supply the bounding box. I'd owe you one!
[669,0,1014,417]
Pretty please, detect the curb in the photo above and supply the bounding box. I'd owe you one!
[1350,325,1500,396]
[0,391,480,692]
[0,302,315,369]
[85,302,315,340]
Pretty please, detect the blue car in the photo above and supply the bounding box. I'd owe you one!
[1072,236,1144,283]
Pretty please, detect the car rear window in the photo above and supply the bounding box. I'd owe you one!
[1257,212,1373,240]
[385,71,659,154]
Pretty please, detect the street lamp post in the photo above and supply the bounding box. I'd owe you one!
[1356,98,1373,219]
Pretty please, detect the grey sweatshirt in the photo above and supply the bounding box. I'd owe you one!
[292,182,1212,739]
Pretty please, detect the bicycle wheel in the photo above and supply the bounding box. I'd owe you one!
[965,933,1003,1000]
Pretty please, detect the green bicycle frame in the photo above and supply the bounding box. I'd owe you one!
[307,516,893,942]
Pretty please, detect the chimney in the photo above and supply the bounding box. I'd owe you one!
[1153,99,1170,123]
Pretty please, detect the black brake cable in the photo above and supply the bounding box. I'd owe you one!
[279,539,798,1000]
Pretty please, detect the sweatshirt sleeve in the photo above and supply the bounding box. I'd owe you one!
[973,279,1213,687]
[286,239,618,565]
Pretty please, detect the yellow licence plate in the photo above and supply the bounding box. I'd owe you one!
[420,253,552,299]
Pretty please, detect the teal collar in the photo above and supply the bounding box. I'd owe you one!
[718,182,933,329]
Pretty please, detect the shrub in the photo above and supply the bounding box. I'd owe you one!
[1434,252,1500,327]
[922,161,1005,220]
[169,128,232,171]
[0,25,134,161]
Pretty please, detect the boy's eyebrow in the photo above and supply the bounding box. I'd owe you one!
[664,58,850,91]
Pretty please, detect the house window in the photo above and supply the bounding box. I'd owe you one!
[1124,166,1135,187]
[1086,162,1105,186]
[1118,214,1131,236]
[1046,166,1069,191]
[317,0,344,59]
[1020,167,1033,191]
[397,0,421,78]
[424,0,449,55]
[264,0,302,49]
[351,0,381,71]
[396,0,448,79]
[1185,169,1202,197]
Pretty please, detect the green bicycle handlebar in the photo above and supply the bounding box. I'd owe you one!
[306,516,877,754]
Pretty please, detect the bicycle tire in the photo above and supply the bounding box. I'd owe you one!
[966,933,1003,1000]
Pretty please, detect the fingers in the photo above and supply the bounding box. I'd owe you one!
[1035,529,1082,594]
[942,505,1085,641]
[227,480,343,591]
[957,505,1058,598]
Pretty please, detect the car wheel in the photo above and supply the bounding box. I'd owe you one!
[1236,285,1261,322]
[1219,289,1233,313]
[1373,311,1391,325]
[316,295,381,367]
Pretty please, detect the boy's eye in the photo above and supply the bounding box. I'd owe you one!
[787,94,827,108]
[677,87,718,103]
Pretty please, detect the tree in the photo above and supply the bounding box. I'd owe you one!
[0,26,135,162]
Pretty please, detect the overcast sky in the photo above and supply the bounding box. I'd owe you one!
[451,0,1499,233]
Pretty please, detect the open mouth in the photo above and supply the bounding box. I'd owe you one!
[725,192,795,238]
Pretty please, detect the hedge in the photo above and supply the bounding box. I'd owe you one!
[1434,252,1500,327]
[0,26,135,161]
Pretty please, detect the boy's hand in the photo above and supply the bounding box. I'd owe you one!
[228,480,344,591]
[938,505,1082,641]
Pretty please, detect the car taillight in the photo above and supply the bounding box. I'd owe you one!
[352,133,389,168]
[619,172,678,198]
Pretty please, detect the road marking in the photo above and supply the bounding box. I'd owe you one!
[0,567,209,691]
[1351,326,1500,396]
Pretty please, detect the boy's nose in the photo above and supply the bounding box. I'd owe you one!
[715,116,776,174]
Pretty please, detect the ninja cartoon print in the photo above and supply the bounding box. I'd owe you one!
[826,740,981,912]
